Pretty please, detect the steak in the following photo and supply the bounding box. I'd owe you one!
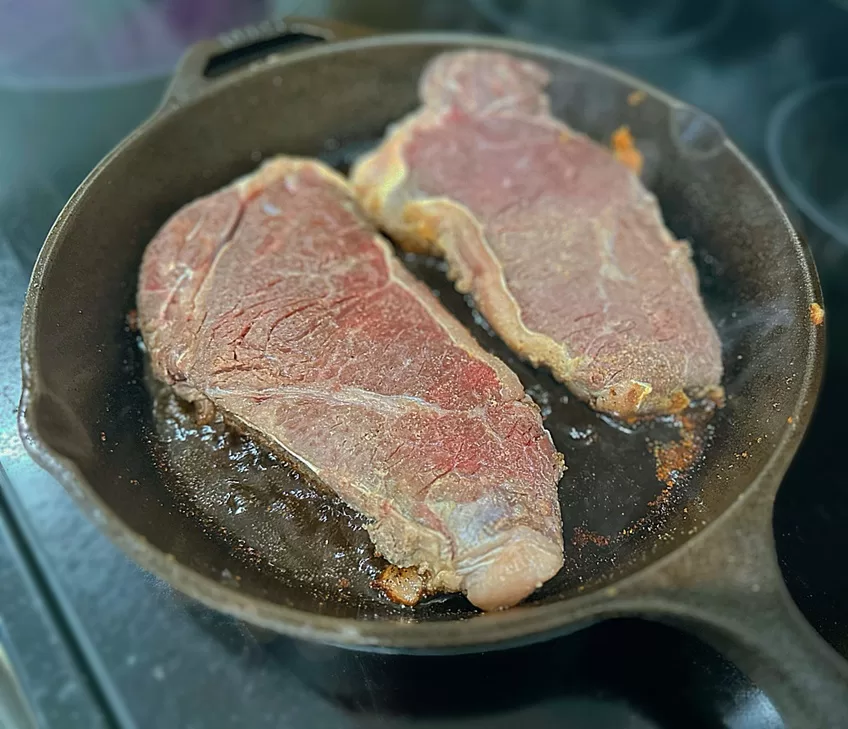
[352,51,723,417]
[137,157,564,611]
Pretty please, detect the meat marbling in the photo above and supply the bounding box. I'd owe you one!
[352,51,723,417]
[137,157,564,611]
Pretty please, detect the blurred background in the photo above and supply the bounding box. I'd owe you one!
[0,1,846,728]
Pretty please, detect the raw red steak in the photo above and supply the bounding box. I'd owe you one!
[137,157,564,611]
[352,51,723,417]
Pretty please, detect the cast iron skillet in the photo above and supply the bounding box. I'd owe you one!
[18,18,848,726]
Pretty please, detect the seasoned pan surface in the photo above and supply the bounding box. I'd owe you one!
[21,32,822,640]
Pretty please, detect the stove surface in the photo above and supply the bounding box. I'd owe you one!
[1,1,847,728]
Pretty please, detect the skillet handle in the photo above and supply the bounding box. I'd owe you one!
[161,17,373,107]
[615,479,848,728]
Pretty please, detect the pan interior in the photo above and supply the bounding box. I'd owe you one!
[25,38,818,624]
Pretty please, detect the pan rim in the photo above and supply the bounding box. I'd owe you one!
[18,30,824,651]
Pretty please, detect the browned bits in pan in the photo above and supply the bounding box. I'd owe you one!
[126,309,139,332]
[810,302,825,326]
[627,89,647,106]
[648,482,676,509]
[611,125,644,175]
[572,526,610,548]
[373,565,426,607]
[651,411,710,487]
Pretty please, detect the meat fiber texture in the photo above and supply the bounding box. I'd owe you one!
[352,51,723,418]
[137,157,565,611]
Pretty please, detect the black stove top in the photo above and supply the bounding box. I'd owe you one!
[1,1,847,727]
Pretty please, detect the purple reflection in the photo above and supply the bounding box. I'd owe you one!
[0,0,266,83]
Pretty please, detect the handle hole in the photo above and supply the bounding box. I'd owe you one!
[204,33,324,79]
